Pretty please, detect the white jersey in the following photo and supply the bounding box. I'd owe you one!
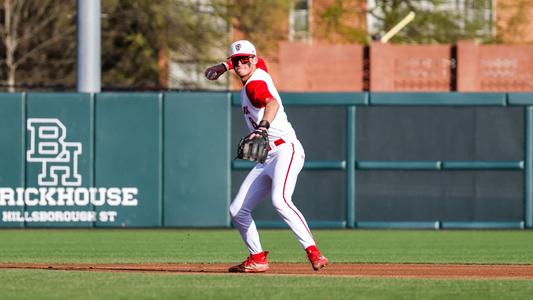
[240,68,297,143]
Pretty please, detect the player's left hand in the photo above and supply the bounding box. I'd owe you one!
[236,128,269,163]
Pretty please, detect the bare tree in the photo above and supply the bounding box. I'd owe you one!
[0,0,76,91]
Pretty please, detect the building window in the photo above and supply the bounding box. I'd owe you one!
[289,0,310,41]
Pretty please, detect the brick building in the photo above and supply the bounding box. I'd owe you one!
[229,0,368,91]
[169,0,533,91]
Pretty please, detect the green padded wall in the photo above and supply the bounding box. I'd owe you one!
[0,92,531,229]
[0,93,24,228]
[94,93,162,227]
[163,93,230,227]
[25,93,93,228]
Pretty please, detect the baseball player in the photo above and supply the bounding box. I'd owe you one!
[205,40,328,273]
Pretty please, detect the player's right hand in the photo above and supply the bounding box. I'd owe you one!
[205,63,227,80]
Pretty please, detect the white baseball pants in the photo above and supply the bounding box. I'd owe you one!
[229,140,316,254]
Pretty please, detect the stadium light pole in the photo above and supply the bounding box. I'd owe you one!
[77,0,101,93]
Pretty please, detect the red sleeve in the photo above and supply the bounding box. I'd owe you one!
[256,58,268,72]
[245,80,274,108]
[226,57,269,73]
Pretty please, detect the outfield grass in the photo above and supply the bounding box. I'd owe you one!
[0,229,532,264]
[0,229,532,299]
[1,268,533,300]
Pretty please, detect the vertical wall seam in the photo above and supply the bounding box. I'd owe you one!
[226,91,232,227]
[504,92,509,107]
[159,92,165,227]
[90,93,96,228]
[346,106,356,228]
[22,92,27,228]
[525,106,533,228]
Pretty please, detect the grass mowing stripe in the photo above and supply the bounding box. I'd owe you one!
[1,269,533,300]
[315,230,533,264]
[0,229,532,264]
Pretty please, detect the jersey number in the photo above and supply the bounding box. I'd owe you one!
[248,117,258,129]
[243,106,258,129]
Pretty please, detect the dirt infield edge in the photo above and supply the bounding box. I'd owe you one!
[1,262,533,280]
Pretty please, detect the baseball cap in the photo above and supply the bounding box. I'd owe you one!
[229,40,256,58]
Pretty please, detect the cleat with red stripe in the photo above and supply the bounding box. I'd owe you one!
[306,246,328,271]
[228,251,269,273]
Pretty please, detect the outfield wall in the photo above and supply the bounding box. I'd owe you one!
[0,92,532,229]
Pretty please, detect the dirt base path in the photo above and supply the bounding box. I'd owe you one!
[1,263,533,280]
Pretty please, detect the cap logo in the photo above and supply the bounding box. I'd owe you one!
[235,44,241,51]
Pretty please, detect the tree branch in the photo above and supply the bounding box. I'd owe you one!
[13,34,67,67]
[18,12,58,43]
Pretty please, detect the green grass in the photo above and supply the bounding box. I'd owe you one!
[0,229,532,264]
[1,268,533,300]
[1,229,533,299]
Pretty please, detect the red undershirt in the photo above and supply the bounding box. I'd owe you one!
[245,80,274,108]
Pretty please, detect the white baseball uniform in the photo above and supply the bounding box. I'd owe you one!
[229,68,317,254]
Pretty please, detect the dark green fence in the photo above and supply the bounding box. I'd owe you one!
[232,92,532,229]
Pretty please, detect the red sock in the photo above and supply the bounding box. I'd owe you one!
[306,245,319,253]
[251,251,268,261]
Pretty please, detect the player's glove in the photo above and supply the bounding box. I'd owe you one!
[236,129,269,164]
[205,63,228,80]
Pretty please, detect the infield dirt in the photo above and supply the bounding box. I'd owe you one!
[1,263,533,280]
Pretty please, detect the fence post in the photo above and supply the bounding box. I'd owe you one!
[525,106,533,228]
[346,106,356,228]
